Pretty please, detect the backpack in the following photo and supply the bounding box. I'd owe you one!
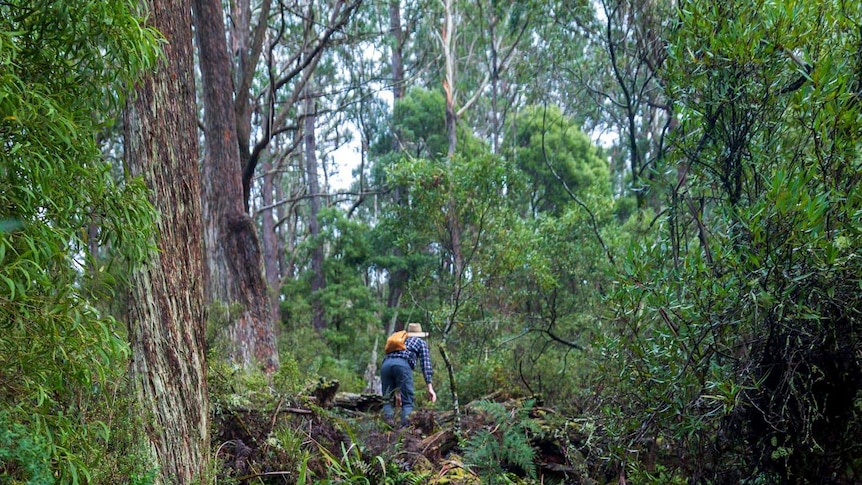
[384,330,408,354]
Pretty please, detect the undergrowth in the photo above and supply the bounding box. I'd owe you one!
[463,399,543,482]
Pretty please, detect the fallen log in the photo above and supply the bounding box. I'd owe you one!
[333,392,385,412]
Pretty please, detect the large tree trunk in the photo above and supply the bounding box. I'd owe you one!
[194,0,279,372]
[123,0,209,480]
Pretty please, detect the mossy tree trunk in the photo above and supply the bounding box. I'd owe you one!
[123,0,210,480]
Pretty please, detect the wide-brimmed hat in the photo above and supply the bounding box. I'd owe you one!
[406,323,429,338]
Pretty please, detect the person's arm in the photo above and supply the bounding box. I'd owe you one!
[418,341,436,402]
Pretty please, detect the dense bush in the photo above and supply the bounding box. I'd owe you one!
[598,0,862,482]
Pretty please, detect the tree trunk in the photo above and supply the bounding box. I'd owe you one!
[304,81,327,332]
[229,0,271,207]
[488,11,501,155]
[441,0,465,335]
[385,0,408,323]
[389,0,405,101]
[123,0,209,480]
[261,156,281,327]
[194,0,279,372]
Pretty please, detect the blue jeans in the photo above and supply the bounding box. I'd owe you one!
[381,357,414,426]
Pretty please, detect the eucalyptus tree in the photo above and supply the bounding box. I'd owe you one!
[468,0,534,154]
[230,0,362,207]
[194,0,362,358]
[1,0,160,481]
[302,70,326,331]
[275,0,442,337]
[385,150,513,330]
[337,0,531,335]
[421,0,534,337]
[379,0,411,329]
[286,0,392,333]
[602,0,862,482]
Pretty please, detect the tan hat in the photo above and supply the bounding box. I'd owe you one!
[406,323,429,338]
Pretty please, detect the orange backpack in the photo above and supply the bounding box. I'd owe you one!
[384,330,408,354]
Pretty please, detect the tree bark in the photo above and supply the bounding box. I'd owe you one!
[123,0,209,480]
[194,0,279,372]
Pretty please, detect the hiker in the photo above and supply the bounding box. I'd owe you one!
[381,323,437,426]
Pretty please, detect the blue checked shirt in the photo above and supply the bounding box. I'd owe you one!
[386,336,433,384]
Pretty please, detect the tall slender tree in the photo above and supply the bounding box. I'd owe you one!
[384,0,409,333]
[123,0,210,479]
[260,154,282,327]
[304,76,327,332]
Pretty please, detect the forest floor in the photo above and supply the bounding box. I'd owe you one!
[211,384,614,484]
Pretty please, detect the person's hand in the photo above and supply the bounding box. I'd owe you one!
[427,383,437,403]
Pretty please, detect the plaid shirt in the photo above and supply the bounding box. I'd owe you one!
[386,336,433,384]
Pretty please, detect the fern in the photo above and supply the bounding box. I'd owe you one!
[501,428,537,479]
[388,468,433,485]
[312,423,433,484]
[463,399,543,481]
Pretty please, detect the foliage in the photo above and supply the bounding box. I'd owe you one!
[370,96,620,412]
[377,87,491,167]
[383,150,512,329]
[275,325,365,392]
[209,361,277,412]
[85,383,159,485]
[209,343,311,420]
[507,104,611,216]
[463,400,544,481]
[282,207,381,388]
[313,441,388,484]
[454,353,520,404]
[0,413,53,484]
[392,87,450,160]
[600,0,862,482]
[625,462,687,485]
[0,0,160,482]
[260,425,313,484]
[530,0,672,210]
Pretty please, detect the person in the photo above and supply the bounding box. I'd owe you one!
[381,323,437,427]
